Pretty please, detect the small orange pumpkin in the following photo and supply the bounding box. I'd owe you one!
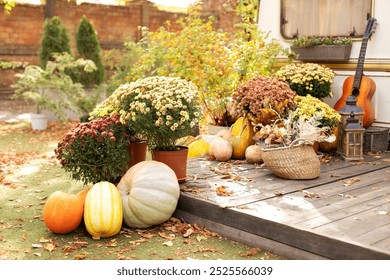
[209,136,232,161]
[43,191,84,234]
[245,144,263,164]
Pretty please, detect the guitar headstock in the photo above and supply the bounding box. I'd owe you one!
[364,17,378,40]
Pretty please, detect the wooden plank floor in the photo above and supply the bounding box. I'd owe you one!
[174,151,390,260]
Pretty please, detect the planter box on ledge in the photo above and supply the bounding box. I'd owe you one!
[291,45,352,62]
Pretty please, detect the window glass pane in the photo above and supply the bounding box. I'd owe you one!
[281,0,372,39]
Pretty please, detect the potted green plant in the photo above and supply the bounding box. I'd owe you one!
[275,63,335,100]
[231,75,296,126]
[11,53,96,130]
[290,36,352,61]
[55,114,132,185]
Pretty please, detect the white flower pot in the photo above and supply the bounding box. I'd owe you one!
[30,113,48,131]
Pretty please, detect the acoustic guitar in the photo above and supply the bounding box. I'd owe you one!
[333,17,377,128]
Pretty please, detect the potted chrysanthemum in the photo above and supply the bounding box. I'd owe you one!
[291,94,341,151]
[55,114,133,185]
[275,63,335,100]
[115,76,201,182]
[291,95,341,135]
[231,75,296,126]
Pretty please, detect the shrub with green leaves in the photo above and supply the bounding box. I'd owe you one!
[12,53,96,122]
[75,16,105,86]
[39,16,71,69]
[107,4,289,126]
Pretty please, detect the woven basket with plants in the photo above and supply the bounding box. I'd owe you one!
[261,139,320,180]
[254,107,336,180]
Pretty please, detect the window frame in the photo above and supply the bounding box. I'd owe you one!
[280,0,374,40]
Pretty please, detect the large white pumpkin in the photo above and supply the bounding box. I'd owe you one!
[117,160,180,228]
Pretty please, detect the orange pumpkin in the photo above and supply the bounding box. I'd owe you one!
[77,187,91,207]
[43,191,85,234]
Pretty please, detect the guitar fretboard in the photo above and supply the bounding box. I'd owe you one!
[352,39,368,89]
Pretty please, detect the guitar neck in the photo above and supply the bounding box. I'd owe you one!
[353,38,369,89]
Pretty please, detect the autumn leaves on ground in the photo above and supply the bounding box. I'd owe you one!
[0,121,281,260]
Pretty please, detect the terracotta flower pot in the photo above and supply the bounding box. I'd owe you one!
[151,146,188,183]
[126,141,148,168]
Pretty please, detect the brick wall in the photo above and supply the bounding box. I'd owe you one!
[0,0,238,99]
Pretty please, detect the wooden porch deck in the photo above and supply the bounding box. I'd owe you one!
[174,151,390,260]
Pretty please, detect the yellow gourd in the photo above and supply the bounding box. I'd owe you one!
[176,135,195,146]
[188,138,210,158]
[230,117,255,159]
[84,181,123,239]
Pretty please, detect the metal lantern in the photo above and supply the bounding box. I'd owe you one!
[337,95,365,161]
[338,95,364,128]
[339,112,365,161]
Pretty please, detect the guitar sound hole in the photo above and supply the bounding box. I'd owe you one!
[352,88,360,96]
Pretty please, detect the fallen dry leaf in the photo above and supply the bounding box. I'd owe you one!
[74,253,87,260]
[216,185,233,196]
[196,235,206,242]
[183,227,194,238]
[138,232,157,239]
[158,232,175,241]
[39,237,49,243]
[274,191,285,196]
[303,191,321,199]
[106,239,117,247]
[129,238,148,245]
[162,240,174,247]
[342,178,361,186]
[240,247,261,257]
[43,243,55,252]
[194,247,217,253]
[180,185,202,194]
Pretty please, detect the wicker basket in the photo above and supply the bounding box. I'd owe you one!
[363,126,389,153]
[262,141,320,180]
